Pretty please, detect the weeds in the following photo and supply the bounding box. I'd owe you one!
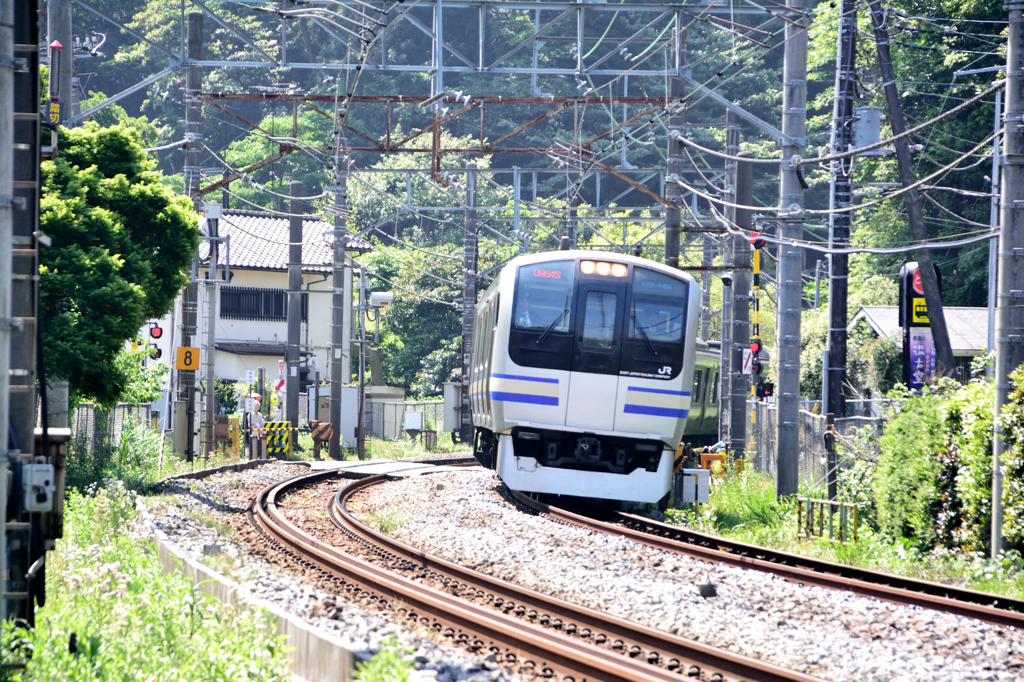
[353,636,416,682]
[185,508,233,536]
[2,484,290,681]
[366,503,406,533]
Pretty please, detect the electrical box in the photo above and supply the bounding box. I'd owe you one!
[853,107,890,156]
[443,382,461,433]
[22,463,56,513]
[674,468,710,506]
[404,411,424,432]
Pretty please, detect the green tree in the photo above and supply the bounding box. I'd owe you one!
[40,124,199,405]
[113,342,170,405]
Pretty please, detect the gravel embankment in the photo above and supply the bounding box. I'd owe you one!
[350,468,1024,682]
[145,462,516,682]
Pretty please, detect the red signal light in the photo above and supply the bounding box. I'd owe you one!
[150,325,163,339]
[750,340,761,354]
[750,233,766,249]
[152,347,163,359]
[751,361,763,375]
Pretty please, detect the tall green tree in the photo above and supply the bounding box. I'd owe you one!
[40,124,199,405]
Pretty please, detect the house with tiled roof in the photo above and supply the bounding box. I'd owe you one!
[147,209,371,391]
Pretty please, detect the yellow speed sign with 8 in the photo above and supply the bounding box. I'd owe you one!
[176,347,200,370]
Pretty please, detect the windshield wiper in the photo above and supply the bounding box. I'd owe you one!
[632,314,658,356]
[537,296,569,345]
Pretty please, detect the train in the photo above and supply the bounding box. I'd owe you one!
[468,250,722,505]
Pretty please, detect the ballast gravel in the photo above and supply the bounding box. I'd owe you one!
[144,462,517,682]
[351,468,1024,682]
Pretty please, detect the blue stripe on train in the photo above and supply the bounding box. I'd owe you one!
[626,386,691,396]
[490,373,560,384]
[623,405,689,418]
[490,391,559,406]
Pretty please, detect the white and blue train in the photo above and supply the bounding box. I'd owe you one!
[469,250,711,505]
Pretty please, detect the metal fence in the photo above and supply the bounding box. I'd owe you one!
[748,400,895,488]
[69,403,153,456]
[366,400,445,440]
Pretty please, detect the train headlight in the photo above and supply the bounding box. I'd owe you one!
[580,261,628,277]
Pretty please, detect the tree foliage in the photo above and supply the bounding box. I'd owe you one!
[41,124,199,405]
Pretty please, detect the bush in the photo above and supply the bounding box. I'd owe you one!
[875,378,994,553]
[2,484,290,681]
[998,366,1024,551]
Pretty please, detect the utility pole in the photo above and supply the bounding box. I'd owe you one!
[867,0,955,377]
[719,111,740,446]
[665,30,686,271]
[201,203,219,461]
[1,0,16,626]
[814,260,822,308]
[329,110,349,460]
[774,0,808,497]
[178,11,202,462]
[460,163,478,443]
[286,181,303,446]
[46,0,72,125]
[357,268,367,460]
[988,91,1002,376]
[993,1,1024,557]
[826,0,857,422]
[729,153,754,458]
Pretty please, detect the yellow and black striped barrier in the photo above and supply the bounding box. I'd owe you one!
[263,422,295,457]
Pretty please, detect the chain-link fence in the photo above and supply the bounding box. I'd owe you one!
[748,400,895,488]
[366,400,445,440]
[70,403,153,457]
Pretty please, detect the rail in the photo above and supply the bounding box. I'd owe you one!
[507,490,1024,629]
[251,470,821,682]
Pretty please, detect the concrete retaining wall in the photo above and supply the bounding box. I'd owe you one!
[150,461,353,682]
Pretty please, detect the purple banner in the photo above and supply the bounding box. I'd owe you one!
[908,327,937,391]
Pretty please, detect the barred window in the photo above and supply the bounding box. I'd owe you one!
[220,287,308,322]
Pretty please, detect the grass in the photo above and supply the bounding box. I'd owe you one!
[666,469,1024,599]
[365,502,407,533]
[1,484,290,681]
[352,636,416,682]
[184,508,234,536]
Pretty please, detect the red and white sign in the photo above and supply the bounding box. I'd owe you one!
[741,349,753,375]
[912,268,924,295]
[274,379,285,391]
[278,360,285,376]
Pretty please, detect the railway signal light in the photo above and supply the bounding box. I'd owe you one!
[750,340,761,354]
[751,360,763,376]
[750,233,766,249]
[756,382,774,399]
[150,324,163,339]
[152,347,163,359]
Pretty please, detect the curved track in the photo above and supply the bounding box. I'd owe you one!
[508,490,1024,629]
[251,469,823,682]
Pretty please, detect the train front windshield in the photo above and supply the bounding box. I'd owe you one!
[509,259,688,379]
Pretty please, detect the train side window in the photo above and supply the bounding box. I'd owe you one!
[710,372,719,403]
[692,370,703,405]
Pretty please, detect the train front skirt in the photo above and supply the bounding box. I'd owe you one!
[495,434,673,503]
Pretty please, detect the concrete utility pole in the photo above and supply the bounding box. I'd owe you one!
[988,91,1002,377]
[774,0,808,497]
[826,0,857,422]
[867,0,956,377]
[719,111,740,445]
[460,163,478,443]
[286,181,303,445]
[46,0,72,125]
[993,2,1024,556]
[201,203,219,461]
[178,11,203,461]
[357,268,368,460]
[329,118,348,460]
[665,31,686,271]
[729,153,754,458]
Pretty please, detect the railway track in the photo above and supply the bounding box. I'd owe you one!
[251,468,823,682]
[507,490,1024,630]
